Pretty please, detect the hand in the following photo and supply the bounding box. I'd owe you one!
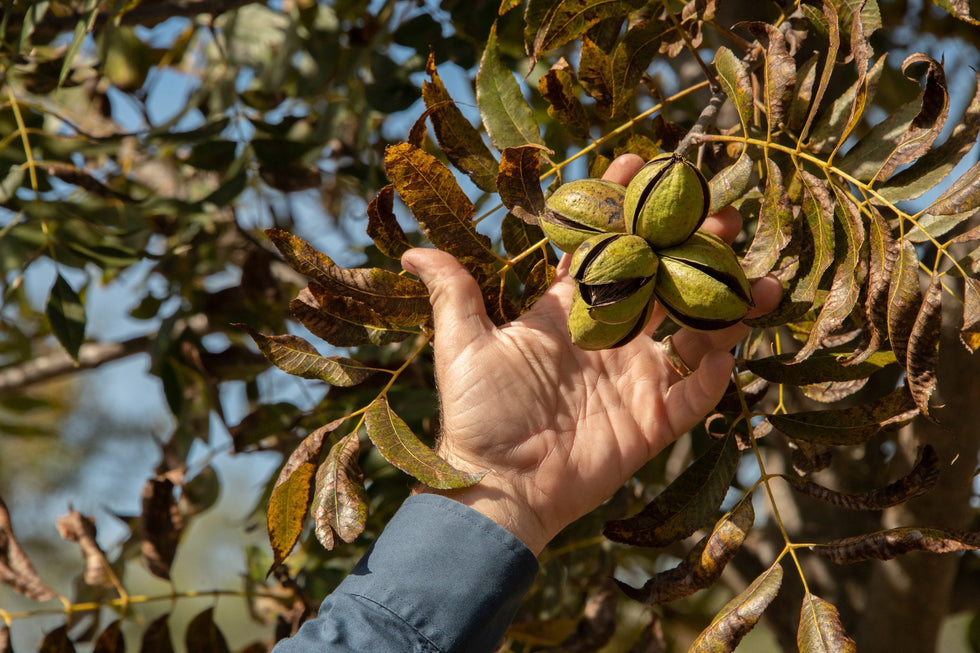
[401,154,782,555]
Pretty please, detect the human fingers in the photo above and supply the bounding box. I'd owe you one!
[662,349,735,439]
[401,248,494,352]
[601,153,645,185]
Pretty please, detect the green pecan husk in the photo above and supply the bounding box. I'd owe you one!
[624,153,709,249]
[570,233,659,324]
[653,231,753,331]
[540,179,626,253]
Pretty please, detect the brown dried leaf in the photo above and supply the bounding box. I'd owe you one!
[604,435,740,547]
[926,158,980,217]
[498,145,550,224]
[792,188,864,362]
[140,613,174,653]
[93,620,124,653]
[744,22,796,130]
[814,527,980,564]
[689,563,783,652]
[367,185,412,260]
[266,228,432,328]
[268,421,341,567]
[845,207,896,364]
[289,287,410,348]
[39,625,76,653]
[56,509,112,589]
[537,59,590,139]
[797,593,856,652]
[556,580,619,652]
[523,0,644,67]
[611,19,664,117]
[140,477,183,581]
[768,385,919,445]
[887,239,923,368]
[798,1,840,142]
[422,53,499,193]
[384,142,499,281]
[906,273,942,416]
[184,608,230,653]
[782,444,940,510]
[0,495,57,601]
[960,278,980,352]
[741,158,794,279]
[616,496,754,605]
[240,326,377,387]
[311,433,368,550]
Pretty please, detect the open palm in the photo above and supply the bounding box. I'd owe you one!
[402,155,781,554]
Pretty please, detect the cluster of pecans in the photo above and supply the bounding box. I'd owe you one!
[539,153,753,351]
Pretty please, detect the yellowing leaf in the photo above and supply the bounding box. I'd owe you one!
[241,325,378,387]
[365,397,486,489]
[537,59,590,138]
[797,593,856,653]
[523,0,644,67]
[578,37,614,119]
[747,348,897,385]
[477,24,544,150]
[611,19,663,117]
[290,287,411,348]
[714,47,753,135]
[604,435,740,547]
[740,158,794,279]
[768,386,918,445]
[498,145,550,224]
[689,563,783,652]
[384,142,499,277]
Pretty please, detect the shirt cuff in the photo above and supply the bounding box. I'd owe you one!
[335,493,539,653]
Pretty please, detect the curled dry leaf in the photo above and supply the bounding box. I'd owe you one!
[56,509,113,588]
[813,526,980,564]
[689,563,783,652]
[798,593,857,653]
[0,495,57,601]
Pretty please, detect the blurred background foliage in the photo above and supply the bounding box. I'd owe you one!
[1,0,979,651]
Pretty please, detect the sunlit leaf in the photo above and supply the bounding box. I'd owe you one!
[714,47,753,134]
[422,53,499,193]
[240,326,377,387]
[367,185,412,260]
[744,22,795,131]
[265,227,432,327]
[792,188,863,362]
[311,433,368,550]
[140,477,182,581]
[537,58,590,138]
[689,563,783,652]
[798,1,840,142]
[797,593,856,652]
[267,421,340,567]
[741,158,794,279]
[498,145,550,224]
[384,142,500,278]
[617,496,754,604]
[93,620,124,653]
[603,435,740,546]
[789,53,819,134]
[185,608,229,653]
[365,397,486,489]
[932,0,980,24]
[887,239,922,369]
[39,625,76,653]
[781,444,939,510]
[925,158,980,216]
[809,56,885,153]
[477,24,545,149]
[578,37,614,119]
[46,274,86,362]
[906,274,942,416]
[56,509,112,589]
[523,0,644,66]
[839,53,949,183]
[768,386,918,445]
[747,348,897,385]
[845,208,895,364]
[814,527,980,564]
[0,495,57,600]
[708,151,753,215]
[960,278,980,352]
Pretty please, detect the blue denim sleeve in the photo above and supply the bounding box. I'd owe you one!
[272,493,539,653]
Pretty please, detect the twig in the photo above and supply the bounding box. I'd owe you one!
[674,89,728,158]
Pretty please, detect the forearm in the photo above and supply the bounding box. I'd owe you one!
[273,494,539,653]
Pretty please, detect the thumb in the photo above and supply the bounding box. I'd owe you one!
[401,248,494,348]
